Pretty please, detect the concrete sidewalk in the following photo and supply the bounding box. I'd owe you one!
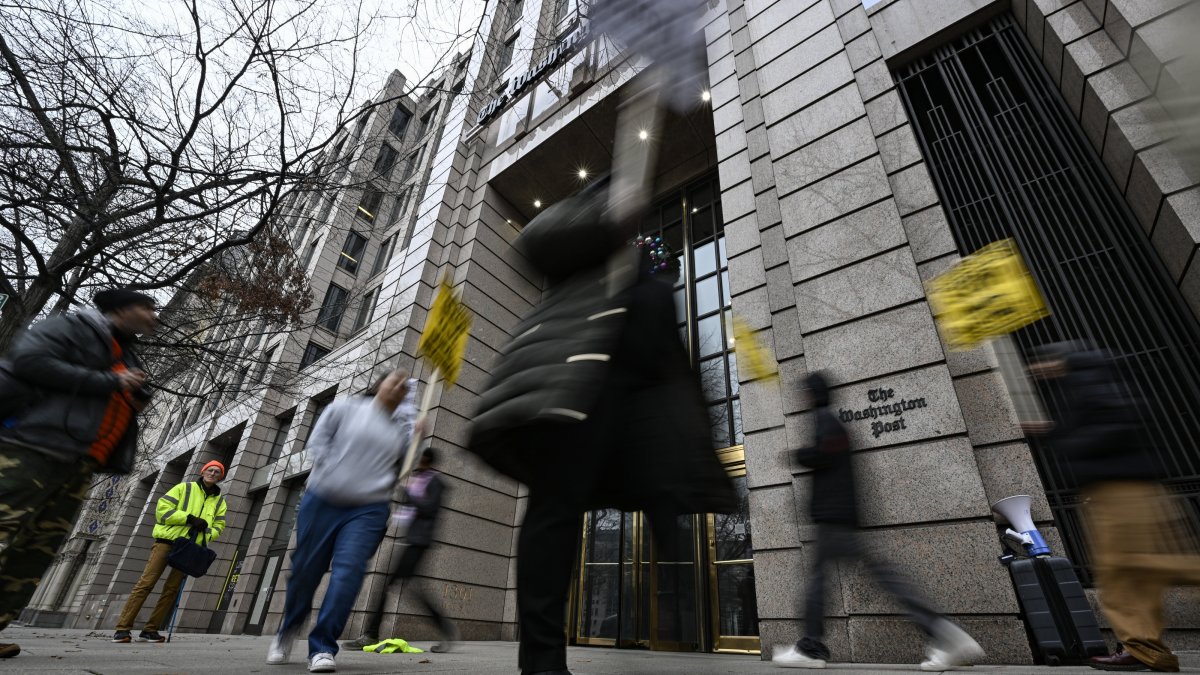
[1,627,1197,674]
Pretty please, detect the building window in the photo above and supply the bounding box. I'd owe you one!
[388,104,411,137]
[402,148,422,180]
[418,106,439,139]
[266,414,293,463]
[496,33,518,76]
[290,219,308,248]
[353,111,371,139]
[302,236,321,269]
[299,342,330,370]
[506,0,524,31]
[351,287,379,333]
[389,189,412,228]
[316,284,349,333]
[370,234,396,277]
[337,230,368,274]
[255,346,277,384]
[372,143,399,178]
[229,366,249,398]
[357,188,384,222]
[640,174,738,448]
[551,0,568,24]
[327,137,347,175]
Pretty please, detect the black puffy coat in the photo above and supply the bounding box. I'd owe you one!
[467,184,736,515]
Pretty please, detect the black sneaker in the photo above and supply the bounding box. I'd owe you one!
[341,634,379,650]
[137,630,166,643]
[0,643,20,658]
[112,631,132,643]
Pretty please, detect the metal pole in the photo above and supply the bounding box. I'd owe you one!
[165,575,187,643]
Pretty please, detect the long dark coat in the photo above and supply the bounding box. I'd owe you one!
[468,183,736,516]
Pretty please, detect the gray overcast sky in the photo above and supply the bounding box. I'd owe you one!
[354,0,488,93]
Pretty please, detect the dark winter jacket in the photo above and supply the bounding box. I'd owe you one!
[0,308,149,473]
[467,182,736,516]
[401,470,444,547]
[795,372,857,526]
[1046,349,1155,486]
[468,180,638,469]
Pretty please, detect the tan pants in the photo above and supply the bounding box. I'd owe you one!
[1084,481,1200,672]
[115,542,186,632]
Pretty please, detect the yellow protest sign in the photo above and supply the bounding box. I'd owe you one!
[731,316,778,381]
[417,280,472,387]
[926,238,1049,351]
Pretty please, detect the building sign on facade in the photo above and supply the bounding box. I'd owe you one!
[477,23,592,126]
[838,386,928,439]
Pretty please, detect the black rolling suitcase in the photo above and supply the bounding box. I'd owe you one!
[1005,556,1108,666]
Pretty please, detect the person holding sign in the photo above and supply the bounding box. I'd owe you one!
[342,447,458,653]
[266,370,421,673]
[1023,342,1200,673]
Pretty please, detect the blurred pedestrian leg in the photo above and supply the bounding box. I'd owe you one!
[1023,342,1200,672]
[0,289,157,658]
[0,446,94,632]
[1084,481,1200,672]
[345,449,457,653]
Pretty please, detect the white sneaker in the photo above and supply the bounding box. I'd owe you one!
[772,645,827,669]
[920,620,985,671]
[266,631,294,665]
[308,652,336,673]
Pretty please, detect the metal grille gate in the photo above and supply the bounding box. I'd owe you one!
[895,16,1200,584]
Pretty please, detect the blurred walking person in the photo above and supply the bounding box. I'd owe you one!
[0,289,157,659]
[468,179,736,675]
[771,371,984,671]
[1024,342,1200,673]
[266,371,420,673]
[343,447,458,652]
[112,461,228,643]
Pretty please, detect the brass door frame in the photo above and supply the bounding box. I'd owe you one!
[707,445,761,654]
[574,510,646,648]
[572,447,759,654]
[573,510,704,651]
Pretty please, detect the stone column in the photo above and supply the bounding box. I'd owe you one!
[711,0,1037,663]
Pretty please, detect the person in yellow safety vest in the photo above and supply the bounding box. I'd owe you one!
[111,460,228,643]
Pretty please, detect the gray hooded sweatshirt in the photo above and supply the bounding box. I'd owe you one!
[304,380,418,506]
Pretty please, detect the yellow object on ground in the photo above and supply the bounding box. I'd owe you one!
[362,638,425,654]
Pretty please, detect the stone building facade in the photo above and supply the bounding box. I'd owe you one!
[25,0,1200,665]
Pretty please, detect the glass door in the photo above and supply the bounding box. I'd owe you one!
[572,173,759,653]
[707,447,759,652]
[575,509,701,650]
[576,509,628,646]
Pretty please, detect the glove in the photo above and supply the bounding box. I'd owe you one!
[187,515,209,531]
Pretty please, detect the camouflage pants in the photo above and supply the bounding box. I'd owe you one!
[0,443,94,631]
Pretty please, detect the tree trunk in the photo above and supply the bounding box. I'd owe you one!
[0,282,56,352]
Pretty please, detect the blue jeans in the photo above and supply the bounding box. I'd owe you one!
[278,492,389,657]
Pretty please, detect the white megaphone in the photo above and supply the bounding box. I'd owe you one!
[990,495,1051,557]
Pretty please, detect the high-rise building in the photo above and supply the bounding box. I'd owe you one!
[26,0,1200,662]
